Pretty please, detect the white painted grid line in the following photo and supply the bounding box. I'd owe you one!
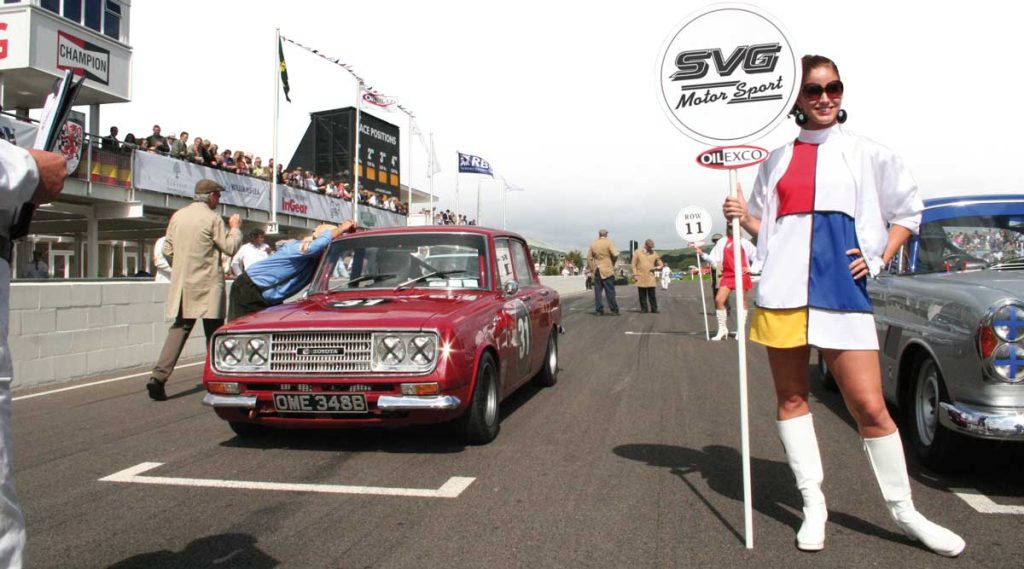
[100,462,476,499]
[952,488,1024,515]
[13,362,204,402]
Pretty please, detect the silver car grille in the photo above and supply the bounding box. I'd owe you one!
[270,331,373,374]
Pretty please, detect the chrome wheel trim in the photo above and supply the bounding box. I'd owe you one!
[483,365,498,427]
[915,361,940,447]
[548,335,558,375]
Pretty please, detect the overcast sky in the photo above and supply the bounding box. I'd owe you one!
[100,0,1022,252]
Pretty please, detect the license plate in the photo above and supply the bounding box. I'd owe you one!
[272,393,368,414]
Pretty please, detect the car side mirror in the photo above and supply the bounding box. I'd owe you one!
[503,281,519,297]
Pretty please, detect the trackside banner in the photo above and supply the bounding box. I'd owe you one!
[132,152,405,227]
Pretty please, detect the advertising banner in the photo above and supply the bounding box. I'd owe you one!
[132,152,270,209]
[0,114,37,147]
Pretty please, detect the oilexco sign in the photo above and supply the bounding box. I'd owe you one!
[695,145,769,170]
[657,4,799,145]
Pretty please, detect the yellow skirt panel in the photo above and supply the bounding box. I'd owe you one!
[749,307,807,349]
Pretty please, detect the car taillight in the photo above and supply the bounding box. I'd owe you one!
[978,326,998,358]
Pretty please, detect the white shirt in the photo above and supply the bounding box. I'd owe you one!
[230,242,271,276]
[153,236,172,283]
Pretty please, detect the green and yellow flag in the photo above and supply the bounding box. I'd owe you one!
[278,37,291,102]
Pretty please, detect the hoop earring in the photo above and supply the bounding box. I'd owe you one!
[794,110,807,126]
[837,109,847,124]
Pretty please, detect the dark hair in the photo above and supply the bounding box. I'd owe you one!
[248,228,266,241]
[801,55,840,81]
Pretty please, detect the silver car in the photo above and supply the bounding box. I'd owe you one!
[821,195,1024,469]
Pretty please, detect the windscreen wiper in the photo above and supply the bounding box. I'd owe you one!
[321,273,396,293]
[394,270,466,291]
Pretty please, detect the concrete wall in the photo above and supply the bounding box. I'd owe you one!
[10,282,208,389]
[9,276,587,390]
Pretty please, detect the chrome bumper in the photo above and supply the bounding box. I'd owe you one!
[939,402,1024,440]
[202,393,258,409]
[376,395,461,411]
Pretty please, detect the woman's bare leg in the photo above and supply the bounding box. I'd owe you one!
[820,349,895,438]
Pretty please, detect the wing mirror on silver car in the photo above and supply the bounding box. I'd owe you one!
[503,281,519,297]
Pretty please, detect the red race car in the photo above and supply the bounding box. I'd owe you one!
[202,226,562,444]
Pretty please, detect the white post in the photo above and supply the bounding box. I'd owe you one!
[406,115,414,226]
[352,81,362,225]
[455,152,460,224]
[475,178,481,226]
[428,133,436,225]
[502,186,507,229]
[694,245,710,341]
[730,168,753,549]
[270,28,281,234]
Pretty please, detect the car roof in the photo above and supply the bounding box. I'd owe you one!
[338,225,528,243]
[921,194,1024,224]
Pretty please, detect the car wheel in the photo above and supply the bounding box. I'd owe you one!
[903,357,960,470]
[816,350,838,392]
[457,352,500,445]
[534,331,559,387]
[229,421,270,438]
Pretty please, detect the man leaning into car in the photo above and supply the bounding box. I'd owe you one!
[228,220,357,321]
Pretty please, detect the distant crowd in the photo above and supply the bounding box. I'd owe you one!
[101,124,408,215]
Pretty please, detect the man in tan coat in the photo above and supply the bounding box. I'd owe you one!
[632,239,664,313]
[587,229,619,315]
[147,179,242,400]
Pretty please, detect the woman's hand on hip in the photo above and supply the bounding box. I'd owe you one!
[847,248,869,280]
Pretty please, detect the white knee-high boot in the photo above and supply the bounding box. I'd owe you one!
[778,414,827,551]
[711,309,728,341]
[863,431,965,557]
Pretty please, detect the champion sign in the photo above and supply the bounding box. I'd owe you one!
[657,5,799,146]
[696,145,769,170]
[57,31,110,85]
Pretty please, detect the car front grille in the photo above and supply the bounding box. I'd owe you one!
[270,331,373,374]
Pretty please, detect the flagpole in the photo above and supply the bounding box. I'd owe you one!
[475,178,481,226]
[428,133,435,225]
[502,184,508,229]
[406,114,414,226]
[352,81,361,225]
[270,27,281,234]
[455,151,461,224]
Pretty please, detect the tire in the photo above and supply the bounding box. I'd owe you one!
[817,350,839,392]
[229,421,270,438]
[534,330,559,387]
[903,357,961,470]
[457,353,500,445]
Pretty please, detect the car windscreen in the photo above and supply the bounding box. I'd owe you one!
[912,215,1024,273]
[309,233,489,292]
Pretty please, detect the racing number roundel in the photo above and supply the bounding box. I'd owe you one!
[506,299,531,366]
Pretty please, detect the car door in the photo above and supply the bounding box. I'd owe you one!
[509,239,549,381]
[494,238,530,389]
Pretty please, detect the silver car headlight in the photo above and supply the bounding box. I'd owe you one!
[991,303,1024,343]
[991,343,1024,384]
[371,332,438,372]
[214,334,271,372]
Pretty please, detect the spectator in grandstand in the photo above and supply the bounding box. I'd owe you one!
[102,126,120,151]
[235,151,250,176]
[252,157,267,180]
[170,131,189,159]
[121,133,137,154]
[146,124,169,153]
[230,228,271,277]
[189,136,206,164]
[221,149,236,173]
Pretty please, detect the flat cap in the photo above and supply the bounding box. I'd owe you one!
[195,179,225,195]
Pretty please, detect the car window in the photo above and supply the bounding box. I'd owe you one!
[311,233,488,292]
[494,238,516,286]
[912,215,1024,274]
[510,240,535,286]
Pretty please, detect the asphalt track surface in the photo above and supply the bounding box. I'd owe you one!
[11,282,1024,568]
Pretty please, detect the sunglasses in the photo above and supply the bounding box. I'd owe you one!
[801,80,844,99]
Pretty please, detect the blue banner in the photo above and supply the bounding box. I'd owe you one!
[458,152,494,176]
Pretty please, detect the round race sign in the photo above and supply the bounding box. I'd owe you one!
[676,206,713,243]
[657,3,800,146]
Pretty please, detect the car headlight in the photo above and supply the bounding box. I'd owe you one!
[214,334,271,372]
[991,303,1024,343]
[991,343,1024,383]
[371,332,438,372]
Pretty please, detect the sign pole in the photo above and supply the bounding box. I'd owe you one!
[694,243,710,341]
[455,152,461,224]
[428,133,435,225]
[730,168,753,549]
[269,27,281,234]
[353,81,362,225]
